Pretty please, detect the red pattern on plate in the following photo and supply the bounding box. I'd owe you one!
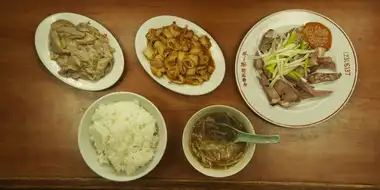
[241,51,248,87]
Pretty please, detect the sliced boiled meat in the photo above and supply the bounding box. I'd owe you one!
[273,79,300,105]
[308,73,342,84]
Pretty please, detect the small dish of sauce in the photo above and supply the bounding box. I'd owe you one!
[302,22,332,50]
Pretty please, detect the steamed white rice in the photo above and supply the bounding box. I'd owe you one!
[89,100,158,175]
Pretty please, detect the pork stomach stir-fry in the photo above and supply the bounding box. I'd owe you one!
[49,20,115,81]
[143,22,215,85]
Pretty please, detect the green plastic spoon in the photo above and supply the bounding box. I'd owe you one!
[215,122,280,144]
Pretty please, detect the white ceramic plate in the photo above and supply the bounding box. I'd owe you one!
[35,12,124,91]
[235,9,358,128]
[78,92,167,181]
[135,15,226,96]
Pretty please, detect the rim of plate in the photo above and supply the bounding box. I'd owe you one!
[135,15,226,96]
[235,9,358,128]
[35,12,124,91]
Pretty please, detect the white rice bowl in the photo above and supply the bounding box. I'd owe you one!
[78,92,167,182]
[89,101,158,175]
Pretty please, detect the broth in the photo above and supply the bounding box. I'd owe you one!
[189,112,247,169]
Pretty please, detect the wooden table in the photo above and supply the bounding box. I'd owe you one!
[1,0,379,189]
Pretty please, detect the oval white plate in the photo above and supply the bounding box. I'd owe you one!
[135,15,226,96]
[35,12,124,91]
[235,9,358,128]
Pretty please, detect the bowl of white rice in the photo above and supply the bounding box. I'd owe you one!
[78,92,167,181]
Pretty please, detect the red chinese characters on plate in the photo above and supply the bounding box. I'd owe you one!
[241,51,248,87]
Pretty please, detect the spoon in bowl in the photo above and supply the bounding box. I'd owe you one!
[214,122,280,144]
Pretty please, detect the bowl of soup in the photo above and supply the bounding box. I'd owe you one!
[182,105,256,177]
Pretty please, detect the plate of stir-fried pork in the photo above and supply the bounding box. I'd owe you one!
[135,16,225,96]
[35,12,124,91]
[235,9,357,127]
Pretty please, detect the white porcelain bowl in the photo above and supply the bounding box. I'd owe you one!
[78,92,167,181]
[182,105,256,178]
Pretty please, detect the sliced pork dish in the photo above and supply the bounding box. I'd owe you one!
[49,20,116,81]
[252,22,341,108]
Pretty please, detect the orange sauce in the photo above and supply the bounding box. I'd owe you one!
[302,22,332,50]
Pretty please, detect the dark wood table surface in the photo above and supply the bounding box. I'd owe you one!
[1,0,379,189]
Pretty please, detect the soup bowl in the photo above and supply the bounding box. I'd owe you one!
[182,105,256,178]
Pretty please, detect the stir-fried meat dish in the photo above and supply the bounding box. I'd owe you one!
[190,112,247,169]
[253,22,341,108]
[49,20,115,81]
[143,22,215,85]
